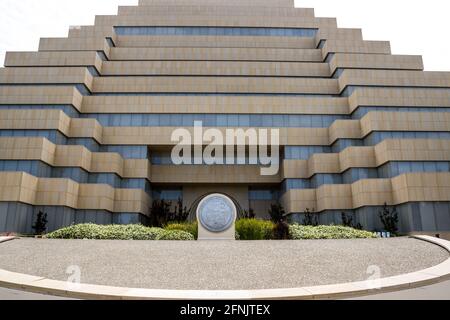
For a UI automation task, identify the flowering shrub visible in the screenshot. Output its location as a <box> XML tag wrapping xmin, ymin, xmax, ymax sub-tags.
<box><xmin>236</xmin><ymin>219</ymin><xmax>275</xmax><ymax>240</ymax></box>
<box><xmin>165</xmin><ymin>222</ymin><xmax>198</xmax><ymax>239</ymax></box>
<box><xmin>47</xmin><ymin>224</ymin><xmax>181</xmax><ymax>240</ymax></box>
<box><xmin>289</xmin><ymin>224</ymin><xmax>376</xmax><ymax>240</ymax></box>
<box><xmin>156</xmin><ymin>230</ymin><xmax>195</xmax><ymax>241</ymax></box>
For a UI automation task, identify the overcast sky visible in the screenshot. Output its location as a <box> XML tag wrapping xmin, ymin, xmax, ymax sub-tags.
<box><xmin>0</xmin><ymin>0</ymin><xmax>449</xmax><ymax>71</ymax></box>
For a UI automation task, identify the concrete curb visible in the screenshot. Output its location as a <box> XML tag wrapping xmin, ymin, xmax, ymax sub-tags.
<box><xmin>0</xmin><ymin>237</ymin><xmax>17</xmax><ymax>244</ymax></box>
<box><xmin>0</xmin><ymin>235</ymin><xmax>449</xmax><ymax>300</ymax></box>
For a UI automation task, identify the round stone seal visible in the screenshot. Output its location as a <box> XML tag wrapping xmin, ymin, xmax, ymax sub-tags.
<box><xmin>197</xmin><ymin>194</ymin><xmax>237</xmax><ymax>233</ymax></box>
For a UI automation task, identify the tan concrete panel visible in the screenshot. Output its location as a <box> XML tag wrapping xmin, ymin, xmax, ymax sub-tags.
<box><xmin>7</xmin><ymin>137</ymin><xmax>449</xmax><ymax>182</ymax></box>
<box><xmin>280</xmin><ymin>189</ymin><xmax>316</xmax><ymax>213</ymax></box>
<box><xmin>101</xmin><ymin>61</ymin><xmax>330</xmax><ymax>77</ymax></box>
<box><xmin>69</xmin><ymin>118</ymin><xmax>103</xmax><ymax>142</ymax></box>
<box><xmin>109</xmin><ymin>47</ymin><xmax>323</xmax><ymax>62</ymax></box>
<box><xmin>54</xmin><ymin>145</ymin><xmax>92</xmax><ymax>170</ymax></box>
<box><xmin>138</xmin><ymin>0</ymin><xmax>296</xmax><ymax>8</ymax></box>
<box><xmin>90</xmin><ymin>153</ymin><xmax>125</xmax><ymax>176</ymax></box>
<box><xmin>360</xmin><ymin>112</ymin><xmax>450</xmax><ymax>137</ymax></box>
<box><xmin>4</xmin><ymin>51</ymin><xmax>102</xmax><ymax>71</ymax></box>
<box><xmin>307</xmin><ymin>153</ymin><xmax>340</xmax><ymax>176</ymax></box>
<box><xmin>0</xmin><ymin>109</ymin><xmax>71</xmax><ymax>135</ymax></box>
<box><xmin>329</xmin><ymin>53</ymin><xmax>424</xmax><ymax>73</ymax></box>
<box><xmin>39</xmin><ymin>38</ymin><xmax>111</xmax><ymax>56</ymax></box>
<box><xmin>316</xmin><ymin>184</ymin><xmax>353</xmax><ymax>211</ymax></box>
<box><xmin>348</xmin><ymin>87</ymin><xmax>450</xmax><ymax>112</ymax></box>
<box><xmin>328</xmin><ymin>119</ymin><xmax>361</xmax><ymax>143</ymax></box>
<box><xmin>0</xmin><ymin>85</ymin><xmax>74</xmax><ymax>106</ymax></box>
<box><xmin>94</xmin><ymin>15</ymin><xmax>334</xmax><ymax>29</ymax></box>
<box><xmin>0</xmin><ymin>86</ymin><xmax>83</xmax><ymax>111</ymax></box>
<box><xmin>315</xmin><ymin>28</ymin><xmax>363</xmax><ymax>45</ymax></box>
<box><xmin>339</xmin><ymin>69</ymin><xmax>450</xmax><ymax>91</ymax></box>
<box><xmin>81</xmin><ymin>95</ymin><xmax>348</xmax><ymax>115</ymax></box>
<box><xmin>282</xmin><ymin>172</ymin><xmax>450</xmax><ymax>213</ymax></box>
<box><xmin>0</xmin><ymin>172</ymin><xmax>151</xmax><ymax>214</ymax></box>
<box><xmin>0</xmin><ymin>67</ymin><xmax>93</xmax><ymax>90</ymax></box>
<box><xmin>322</xmin><ymin>40</ymin><xmax>391</xmax><ymax>56</ymax></box>
<box><xmin>68</xmin><ymin>25</ymin><xmax>115</xmax><ymax>39</ymax></box>
<box><xmin>35</xmin><ymin>179</ymin><xmax>77</xmax><ymax>208</ymax></box>
<box><xmin>0</xmin><ymin>137</ymin><xmax>153</xmax><ymax>179</ymax></box>
<box><xmin>282</xmin><ymin>139</ymin><xmax>450</xmax><ymax>178</ymax></box>
<box><xmin>151</xmin><ymin>165</ymin><xmax>280</xmax><ymax>184</ymax></box>
<box><xmin>118</xmin><ymin>5</ymin><xmax>314</xmax><ymax>18</ymax></box>
<box><xmin>77</xmin><ymin>184</ymin><xmax>115</xmax><ymax>212</ymax></box>
<box><xmin>2</xmin><ymin>110</ymin><xmax>450</xmax><ymax>147</ymax></box>
<box><xmin>116</xmin><ymin>35</ymin><xmax>316</xmax><ymax>49</ymax></box>
<box><xmin>0</xmin><ymin>137</ymin><xmax>54</xmax><ymax>164</ymax></box>
<box><xmin>92</xmin><ymin>76</ymin><xmax>339</xmax><ymax>94</ymax></box>
<box><xmin>0</xmin><ymin>172</ymin><xmax>38</xmax><ymax>203</ymax></box>
<box><xmin>281</xmin><ymin>160</ymin><xmax>308</xmax><ymax>179</ymax></box>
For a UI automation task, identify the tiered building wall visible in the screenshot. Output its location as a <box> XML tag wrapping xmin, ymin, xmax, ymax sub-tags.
<box><xmin>1</xmin><ymin>0</ymin><xmax>450</xmax><ymax>234</ymax></box>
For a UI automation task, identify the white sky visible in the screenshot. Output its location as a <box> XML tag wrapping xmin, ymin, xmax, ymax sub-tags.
<box><xmin>0</xmin><ymin>0</ymin><xmax>449</xmax><ymax>71</ymax></box>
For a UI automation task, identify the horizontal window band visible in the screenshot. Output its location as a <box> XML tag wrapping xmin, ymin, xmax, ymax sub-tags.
<box><xmin>114</xmin><ymin>26</ymin><xmax>318</xmax><ymax>37</ymax></box>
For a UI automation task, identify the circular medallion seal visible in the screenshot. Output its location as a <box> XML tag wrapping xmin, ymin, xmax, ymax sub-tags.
<box><xmin>197</xmin><ymin>194</ymin><xmax>237</xmax><ymax>233</ymax></box>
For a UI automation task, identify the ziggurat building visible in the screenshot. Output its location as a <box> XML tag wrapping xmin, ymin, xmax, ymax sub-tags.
<box><xmin>1</xmin><ymin>0</ymin><xmax>450</xmax><ymax>234</ymax></box>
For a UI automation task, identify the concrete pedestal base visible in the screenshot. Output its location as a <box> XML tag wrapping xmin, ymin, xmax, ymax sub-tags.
<box><xmin>197</xmin><ymin>222</ymin><xmax>236</xmax><ymax>241</ymax></box>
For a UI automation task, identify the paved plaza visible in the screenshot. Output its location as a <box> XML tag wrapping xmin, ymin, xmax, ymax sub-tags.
<box><xmin>0</xmin><ymin>237</ymin><xmax>447</xmax><ymax>291</ymax></box>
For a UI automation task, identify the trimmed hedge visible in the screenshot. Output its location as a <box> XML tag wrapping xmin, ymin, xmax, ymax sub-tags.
<box><xmin>157</xmin><ymin>230</ymin><xmax>195</xmax><ymax>241</ymax></box>
<box><xmin>165</xmin><ymin>222</ymin><xmax>198</xmax><ymax>239</ymax></box>
<box><xmin>45</xmin><ymin>223</ymin><xmax>376</xmax><ymax>241</ymax></box>
<box><xmin>46</xmin><ymin>224</ymin><xmax>193</xmax><ymax>241</ymax></box>
<box><xmin>289</xmin><ymin>224</ymin><xmax>376</xmax><ymax>240</ymax></box>
<box><xmin>236</xmin><ymin>219</ymin><xmax>275</xmax><ymax>240</ymax></box>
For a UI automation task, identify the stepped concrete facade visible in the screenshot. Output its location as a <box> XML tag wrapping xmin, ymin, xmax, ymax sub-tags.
<box><xmin>1</xmin><ymin>0</ymin><xmax>450</xmax><ymax>234</ymax></box>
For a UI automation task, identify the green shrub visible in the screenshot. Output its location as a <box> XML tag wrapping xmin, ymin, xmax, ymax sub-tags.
<box><xmin>165</xmin><ymin>222</ymin><xmax>198</xmax><ymax>239</ymax></box>
<box><xmin>46</xmin><ymin>224</ymin><xmax>167</xmax><ymax>240</ymax></box>
<box><xmin>289</xmin><ymin>224</ymin><xmax>376</xmax><ymax>240</ymax></box>
<box><xmin>157</xmin><ymin>230</ymin><xmax>195</xmax><ymax>241</ymax></box>
<box><xmin>236</xmin><ymin>219</ymin><xmax>275</xmax><ymax>240</ymax></box>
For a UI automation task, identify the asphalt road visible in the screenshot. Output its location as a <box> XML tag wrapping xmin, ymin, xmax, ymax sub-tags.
<box><xmin>1</xmin><ymin>280</ymin><xmax>449</xmax><ymax>300</ymax></box>
<box><xmin>0</xmin><ymin>287</ymin><xmax>74</xmax><ymax>300</ymax></box>
<box><xmin>349</xmin><ymin>280</ymin><xmax>450</xmax><ymax>300</ymax></box>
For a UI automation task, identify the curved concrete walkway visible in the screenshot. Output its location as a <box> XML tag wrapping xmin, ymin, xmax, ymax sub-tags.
<box><xmin>0</xmin><ymin>236</ymin><xmax>449</xmax><ymax>299</ymax></box>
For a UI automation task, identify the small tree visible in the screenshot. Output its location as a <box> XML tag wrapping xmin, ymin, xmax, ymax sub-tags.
<box><xmin>268</xmin><ymin>203</ymin><xmax>290</xmax><ymax>239</ymax></box>
<box><xmin>341</xmin><ymin>212</ymin><xmax>363</xmax><ymax>230</ymax></box>
<box><xmin>243</xmin><ymin>208</ymin><xmax>256</xmax><ymax>219</ymax></box>
<box><xmin>269</xmin><ymin>203</ymin><xmax>285</xmax><ymax>223</ymax></box>
<box><xmin>378</xmin><ymin>203</ymin><xmax>399</xmax><ymax>234</ymax></box>
<box><xmin>169</xmin><ymin>198</ymin><xmax>189</xmax><ymax>223</ymax></box>
<box><xmin>32</xmin><ymin>211</ymin><xmax>48</xmax><ymax>235</ymax></box>
<box><xmin>149</xmin><ymin>199</ymin><xmax>172</xmax><ymax>227</ymax></box>
<box><xmin>302</xmin><ymin>208</ymin><xmax>319</xmax><ymax>226</ymax></box>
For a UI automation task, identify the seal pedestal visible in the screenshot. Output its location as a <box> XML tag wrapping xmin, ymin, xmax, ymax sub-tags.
<box><xmin>196</xmin><ymin>194</ymin><xmax>237</xmax><ymax>240</ymax></box>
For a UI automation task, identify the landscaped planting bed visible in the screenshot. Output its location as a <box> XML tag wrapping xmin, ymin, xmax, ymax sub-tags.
<box><xmin>46</xmin><ymin>224</ymin><xmax>194</xmax><ymax>241</ymax></box>
<box><xmin>289</xmin><ymin>224</ymin><xmax>377</xmax><ymax>240</ymax></box>
<box><xmin>45</xmin><ymin>222</ymin><xmax>376</xmax><ymax>241</ymax></box>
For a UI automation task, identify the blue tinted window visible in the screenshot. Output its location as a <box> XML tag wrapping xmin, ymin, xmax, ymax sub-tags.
<box><xmin>81</xmin><ymin>113</ymin><xmax>346</xmax><ymax>128</ymax></box>
<box><xmin>249</xmin><ymin>189</ymin><xmax>278</xmax><ymax>200</ymax></box>
<box><xmin>115</xmin><ymin>27</ymin><xmax>317</xmax><ymax>37</ymax></box>
<box><xmin>152</xmin><ymin>188</ymin><xmax>183</xmax><ymax>200</ymax></box>
<box><xmin>285</xmin><ymin>146</ymin><xmax>331</xmax><ymax>160</ymax></box>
